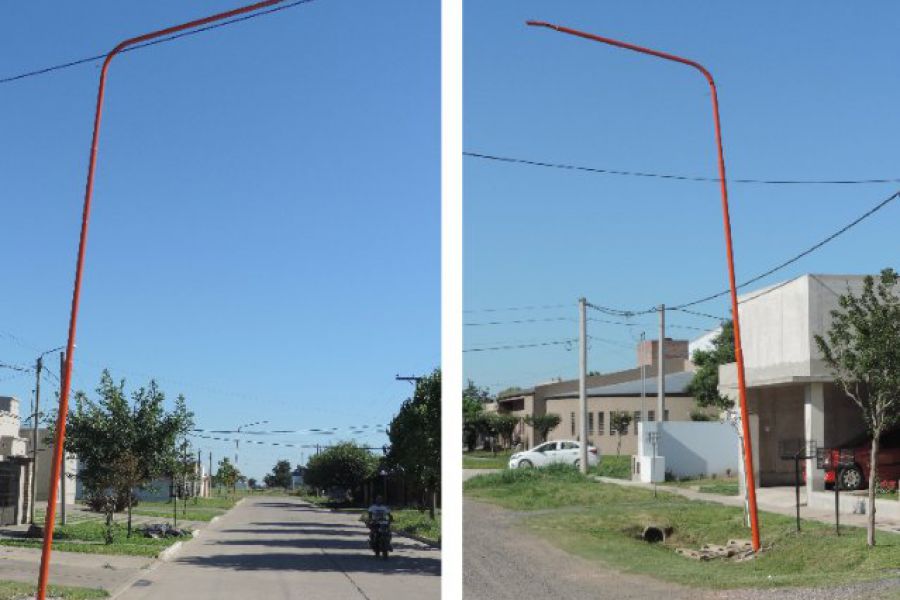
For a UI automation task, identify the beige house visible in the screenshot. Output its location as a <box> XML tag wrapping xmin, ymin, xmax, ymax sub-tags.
<box><xmin>492</xmin><ymin>337</ymin><xmax>708</xmax><ymax>452</ymax></box>
<box><xmin>544</xmin><ymin>371</ymin><xmax>701</xmax><ymax>457</ymax></box>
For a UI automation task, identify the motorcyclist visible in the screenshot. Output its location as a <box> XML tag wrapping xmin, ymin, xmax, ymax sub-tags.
<box><xmin>363</xmin><ymin>495</ymin><xmax>394</xmax><ymax>551</ymax></box>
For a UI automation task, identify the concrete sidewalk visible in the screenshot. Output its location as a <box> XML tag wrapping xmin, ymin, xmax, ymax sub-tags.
<box><xmin>598</xmin><ymin>476</ymin><xmax>900</xmax><ymax>535</ymax></box>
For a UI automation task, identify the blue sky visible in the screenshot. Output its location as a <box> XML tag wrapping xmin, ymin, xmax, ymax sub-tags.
<box><xmin>1</xmin><ymin>0</ymin><xmax>439</xmax><ymax>480</ymax></box>
<box><xmin>464</xmin><ymin>1</ymin><xmax>900</xmax><ymax>393</ymax></box>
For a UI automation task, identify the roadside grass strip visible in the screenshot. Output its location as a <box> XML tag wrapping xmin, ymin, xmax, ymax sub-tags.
<box><xmin>662</xmin><ymin>477</ymin><xmax>741</xmax><ymax>496</ymax></box>
<box><xmin>392</xmin><ymin>509</ymin><xmax>441</xmax><ymax>544</ymax></box>
<box><xmin>465</xmin><ymin>465</ymin><xmax>900</xmax><ymax>589</ymax></box>
<box><xmin>463</xmin><ymin>450</ymin><xmax>513</xmax><ymax>469</ymax></box>
<box><xmin>591</xmin><ymin>455</ymin><xmax>631</xmax><ymax>479</ymax></box>
<box><xmin>0</xmin><ymin>521</ymin><xmax>189</xmax><ymax>558</ymax></box>
<box><xmin>0</xmin><ymin>580</ymin><xmax>107</xmax><ymax>600</ymax></box>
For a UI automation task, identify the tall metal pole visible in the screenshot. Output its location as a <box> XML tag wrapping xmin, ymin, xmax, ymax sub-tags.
<box><xmin>37</xmin><ymin>3</ymin><xmax>289</xmax><ymax>597</ymax></box>
<box><xmin>658</xmin><ymin>304</ymin><xmax>666</xmax><ymax>422</ymax></box>
<box><xmin>578</xmin><ymin>297</ymin><xmax>588</xmax><ymax>474</ymax></box>
<box><xmin>29</xmin><ymin>356</ymin><xmax>42</xmax><ymax>526</ymax></box>
<box><xmin>59</xmin><ymin>351</ymin><xmax>66</xmax><ymax>527</ymax></box>
<box><xmin>524</xmin><ymin>21</ymin><xmax>762</xmax><ymax>552</ymax></box>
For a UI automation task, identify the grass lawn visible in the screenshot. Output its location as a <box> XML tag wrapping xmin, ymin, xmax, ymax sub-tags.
<box><xmin>0</xmin><ymin>520</ymin><xmax>189</xmax><ymax>558</ymax></box>
<box><xmin>463</xmin><ymin>450</ymin><xmax>513</xmax><ymax>469</ymax></box>
<box><xmin>0</xmin><ymin>580</ymin><xmax>107</xmax><ymax>600</ymax></box>
<box><xmin>130</xmin><ymin>495</ymin><xmax>240</xmax><ymax>522</ymax></box>
<box><xmin>393</xmin><ymin>509</ymin><xmax>441</xmax><ymax>544</ymax></box>
<box><xmin>465</xmin><ymin>465</ymin><xmax>900</xmax><ymax>590</ymax></box>
<box><xmin>592</xmin><ymin>455</ymin><xmax>631</xmax><ymax>479</ymax></box>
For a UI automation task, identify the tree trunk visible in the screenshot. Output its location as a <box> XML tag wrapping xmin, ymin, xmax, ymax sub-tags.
<box><xmin>127</xmin><ymin>499</ymin><xmax>133</xmax><ymax>538</ymax></box>
<box><xmin>867</xmin><ymin>434</ymin><xmax>880</xmax><ymax>547</ymax></box>
<box><xmin>105</xmin><ymin>510</ymin><xmax>114</xmax><ymax>545</ymax></box>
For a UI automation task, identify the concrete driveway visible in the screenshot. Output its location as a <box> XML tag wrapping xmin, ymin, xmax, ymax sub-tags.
<box><xmin>116</xmin><ymin>496</ymin><xmax>439</xmax><ymax>599</ymax></box>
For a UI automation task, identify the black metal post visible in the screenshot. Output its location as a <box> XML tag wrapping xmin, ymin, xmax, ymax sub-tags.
<box><xmin>794</xmin><ymin>452</ymin><xmax>801</xmax><ymax>532</ymax></box>
<box><xmin>835</xmin><ymin>466</ymin><xmax>842</xmax><ymax>536</ymax></box>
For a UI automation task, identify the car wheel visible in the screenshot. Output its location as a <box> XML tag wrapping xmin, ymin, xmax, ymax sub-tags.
<box><xmin>518</xmin><ymin>459</ymin><xmax>533</xmax><ymax>469</ymax></box>
<box><xmin>838</xmin><ymin>465</ymin><xmax>864</xmax><ymax>491</ymax></box>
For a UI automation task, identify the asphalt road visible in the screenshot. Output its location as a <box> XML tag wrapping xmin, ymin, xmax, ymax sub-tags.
<box><xmin>116</xmin><ymin>496</ymin><xmax>440</xmax><ymax>600</ymax></box>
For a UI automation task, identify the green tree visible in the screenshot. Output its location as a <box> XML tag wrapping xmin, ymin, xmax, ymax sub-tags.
<box><xmin>814</xmin><ymin>268</ymin><xmax>900</xmax><ymax>547</ymax></box>
<box><xmin>610</xmin><ymin>411</ymin><xmax>633</xmax><ymax>455</ymax></box>
<box><xmin>247</xmin><ymin>478</ymin><xmax>257</xmax><ymax>490</ymax></box>
<box><xmin>304</xmin><ymin>442</ymin><xmax>377</xmax><ymax>500</ymax></box>
<box><xmin>463</xmin><ymin>380</ymin><xmax>489</xmax><ymax>452</ymax></box>
<box><xmin>263</xmin><ymin>459</ymin><xmax>293</xmax><ymax>490</ymax></box>
<box><xmin>492</xmin><ymin>414</ymin><xmax>519</xmax><ymax>449</ymax></box>
<box><xmin>215</xmin><ymin>457</ymin><xmax>242</xmax><ymax>496</ymax></box>
<box><xmin>388</xmin><ymin>369</ymin><xmax>441</xmax><ymax>518</ymax></box>
<box><xmin>524</xmin><ymin>413</ymin><xmax>561</xmax><ymax>445</ymax></box>
<box><xmin>62</xmin><ymin>371</ymin><xmax>193</xmax><ymax>539</ymax></box>
<box><xmin>687</xmin><ymin>320</ymin><xmax>736</xmax><ymax>410</ymax></box>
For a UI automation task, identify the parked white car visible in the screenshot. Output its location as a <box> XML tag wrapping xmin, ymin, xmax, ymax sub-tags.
<box><xmin>508</xmin><ymin>440</ymin><xmax>599</xmax><ymax>469</ymax></box>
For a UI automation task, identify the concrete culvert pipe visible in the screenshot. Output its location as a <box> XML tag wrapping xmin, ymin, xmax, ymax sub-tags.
<box><xmin>642</xmin><ymin>525</ymin><xmax>672</xmax><ymax>543</ymax></box>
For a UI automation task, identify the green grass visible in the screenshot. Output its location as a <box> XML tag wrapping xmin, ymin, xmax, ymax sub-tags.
<box><xmin>465</xmin><ymin>465</ymin><xmax>900</xmax><ymax>590</ymax></box>
<box><xmin>463</xmin><ymin>449</ymin><xmax>513</xmax><ymax>469</ymax></box>
<box><xmin>393</xmin><ymin>509</ymin><xmax>441</xmax><ymax>544</ymax></box>
<box><xmin>662</xmin><ymin>477</ymin><xmax>741</xmax><ymax>496</ymax></box>
<box><xmin>0</xmin><ymin>580</ymin><xmax>107</xmax><ymax>600</ymax></box>
<box><xmin>592</xmin><ymin>455</ymin><xmax>631</xmax><ymax>479</ymax></box>
<box><xmin>0</xmin><ymin>520</ymin><xmax>189</xmax><ymax>558</ymax></box>
<box><xmin>130</xmin><ymin>496</ymin><xmax>238</xmax><ymax>522</ymax></box>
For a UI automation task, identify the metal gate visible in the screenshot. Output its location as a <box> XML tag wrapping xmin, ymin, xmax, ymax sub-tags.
<box><xmin>0</xmin><ymin>462</ymin><xmax>21</xmax><ymax>526</ymax></box>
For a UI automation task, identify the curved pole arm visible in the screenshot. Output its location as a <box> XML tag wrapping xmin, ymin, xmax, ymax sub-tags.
<box><xmin>526</xmin><ymin>20</ymin><xmax>760</xmax><ymax>552</ymax></box>
<box><xmin>37</xmin><ymin>2</ymin><xmax>286</xmax><ymax>598</ymax></box>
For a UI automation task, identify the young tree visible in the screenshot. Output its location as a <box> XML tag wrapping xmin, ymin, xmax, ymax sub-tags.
<box><xmin>304</xmin><ymin>443</ymin><xmax>377</xmax><ymax>500</ymax></box>
<box><xmin>247</xmin><ymin>478</ymin><xmax>258</xmax><ymax>490</ymax></box>
<box><xmin>686</xmin><ymin>320</ymin><xmax>736</xmax><ymax>411</ymax></box>
<box><xmin>63</xmin><ymin>371</ymin><xmax>193</xmax><ymax>539</ymax></box>
<box><xmin>524</xmin><ymin>413</ymin><xmax>561</xmax><ymax>445</ymax></box>
<box><xmin>388</xmin><ymin>369</ymin><xmax>441</xmax><ymax>518</ymax></box>
<box><xmin>463</xmin><ymin>381</ymin><xmax>489</xmax><ymax>452</ymax></box>
<box><xmin>610</xmin><ymin>411</ymin><xmax>633</xmax><ymax>455</ymax></box>
<box><xmin>215</xmin><ymin>457</ymin><xmax>242</xmax><ymax>497</ymax></box>
<box><xmin>263</xmin><ymin>459</ymin><xmax>293</xmax><ymax>490</ymax></box>
<box><xmin>815</xmin><ymin>268</ymin><xmax>900</xmax><ymax>547</ymax></box>
<box><xmin>492</xmin><ymin>414</ymin><xmax>519</xmax><ymax>449</ymax></box>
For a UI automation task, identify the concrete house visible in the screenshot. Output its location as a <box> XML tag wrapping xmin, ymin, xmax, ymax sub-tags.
<box><xmin>718</xmin><ymin>274</ymin><xmax>873</xmax><ymax>499</ymax></box>
<box><xmin>19</xmin><ymin>428</ymin><xmax>78</xmax><ymax>506</ymax></box>
<box><xmin>1</xmin><ymin>397</ymin><xmax>32</xmax><ymax>525</ymax></box>
<box><xmin>491</xmin><ymin>337</ymin><xmax>709</xmax><ymax>451</ymax></box>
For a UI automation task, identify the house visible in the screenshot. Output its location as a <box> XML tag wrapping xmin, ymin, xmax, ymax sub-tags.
<box><xmin>492</xmin><ymin>337</ymin><xmax>710</xmax><ymax>453</ymax></box>
<box><xmin>291</xmin><ymin>466</ymin><xmax>306</xmax><ymax>490</ymax></box>
<box><xmin>134</xmin><ymin>461</ymin><xmax>210</xmax><ymax>502</ymax></box>
<box><xmin>18</xmin><ymin>428</ymin><xmax>78</xmax><ymax>506</ymax></box>
<box><xmin>717</xmin><ymin>274</ymin><xmax>873</xmax><ymax>499</ymax></box>
<box><xmin>1</xmin><ymin>397</ymin><xmax>33</xmax><ymax>525</ymax></box>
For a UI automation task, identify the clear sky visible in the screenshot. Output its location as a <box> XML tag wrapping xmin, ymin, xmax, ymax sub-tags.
<box><xmin>464</xmin><ymin>1</ymin><xmax>900</xmax><ymax>393</ymax></box>
<box><xmin>1</xmin><ymin>0</ymin><xmax>439</xmax><ymax>480</ymax></box>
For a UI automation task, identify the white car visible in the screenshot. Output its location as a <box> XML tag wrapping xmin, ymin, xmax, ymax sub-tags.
<box><xmin>508</xmin><ymin>440</ymin><xmax>600</xmax><ymax>470</ymax></box>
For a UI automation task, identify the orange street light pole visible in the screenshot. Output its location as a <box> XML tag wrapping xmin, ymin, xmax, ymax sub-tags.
<box><xmin>526</xmin><ymin>20</ymin><xmax>761</xmax><ymax>552</ymax></box>
<box><xmin>37</xmin><ymin>2</ymin><xmax>287</xmax><ymax>597</ymax></box>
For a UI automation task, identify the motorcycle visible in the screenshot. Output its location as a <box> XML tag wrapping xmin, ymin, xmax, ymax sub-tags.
<box><xmin>368</xmin><ymin>518</ymin><xmax>392</xmax><ymax>559</ymax></box>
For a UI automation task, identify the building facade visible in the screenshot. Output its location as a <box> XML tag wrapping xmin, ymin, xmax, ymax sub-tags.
<box><xmin>1</xmin><ymin>397</ymin><xmax>32</xmax><ymax>525</ymax></box>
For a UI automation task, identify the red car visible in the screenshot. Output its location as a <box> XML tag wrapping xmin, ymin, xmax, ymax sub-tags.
<box><xmin>819</xmin><ymin>429</ymin><xmax>900</xmax><ymax>490</ymax></box>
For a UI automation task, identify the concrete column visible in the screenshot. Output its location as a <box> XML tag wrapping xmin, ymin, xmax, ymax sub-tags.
<box><xmin>805</xmin><ymin>382</ymin><xmax>826</xmax><ymax>494</ymax></box>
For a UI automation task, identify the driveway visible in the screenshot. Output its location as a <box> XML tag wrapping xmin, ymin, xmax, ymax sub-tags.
<box><xmin>116</xmin><ymin>496</ymin><xmax>440</xmax><ymax>599</ymax></box>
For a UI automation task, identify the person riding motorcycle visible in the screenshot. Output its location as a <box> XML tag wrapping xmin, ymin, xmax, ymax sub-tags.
<box><xmin>363</xmin><ymin>495</ymin><xmax>394</xmax><ymax>552</ymax></box>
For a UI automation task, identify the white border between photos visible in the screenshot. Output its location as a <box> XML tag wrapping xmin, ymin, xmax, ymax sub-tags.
<box><xmin>441</xmin><ymin>0</ymin><xmax>462</xmax><ymax>597</ymax></box>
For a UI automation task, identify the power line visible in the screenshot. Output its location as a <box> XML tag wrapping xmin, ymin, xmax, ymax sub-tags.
<box><xmin>464</xmin><ymin>316</ymin><xmax>573</xmax><ymax>327</ymax></box>
<box><xmin>670</xmin><ymin>190</ymin><xmax>900</xmax><ymax>309</ymax></box>
<box><xmin>463</xmin><ymin>303</ymin><xmax>571</xmax><ymax>314</ymax></box>
<box><xmin>463</xmin><ymin>338</ymin><xmax>578</xmax><ymax>353</ymax></box>
<box><xmin>0</xmin><ymin>0</ymin><xmax>317</xmax><ymax>86</ymax></box>
<box><xmin>464</xmin><ymin>151</ymin><xmax>900</xmax><ymax>186</ymax></box>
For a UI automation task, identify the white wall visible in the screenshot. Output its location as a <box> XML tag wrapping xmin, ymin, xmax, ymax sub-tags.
<box><xmin>637</xmin><ymin>421</ymin><xmax>740</xmax><ymax>481</ymax></box>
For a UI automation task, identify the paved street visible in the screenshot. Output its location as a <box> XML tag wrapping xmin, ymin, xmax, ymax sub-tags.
<box><xmin>116</xmin><ymin>496</ymin><xmax>440</xmax><ymax>599</ymax></box>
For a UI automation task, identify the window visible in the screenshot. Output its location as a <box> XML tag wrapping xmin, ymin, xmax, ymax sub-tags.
<box><xmin>535</xmin><ymin>442</ymin><xmax>556</xmax><ymax>453</ymax></box>
<box><xmin>664</xmin><ymin>409</ymin><xmax>670</xmax><ymax>422</ymax></box>
<box><xmin>648</xmin><ymin>410</ymin><xmax>655</xmax><ymax>422</ymax></box>
<box><xmin>633</xmin><ymin>411</ymin><xmax>641</xmax><ymax>435</ymax></box>
<box><xmin>588</xmin><ymin>412</ymin><xmax>594</xmax><ymax>435</ymax></box>
<box><xmin>597</xmin><ymin>412</ymin><xmax>605</xmax><ymax>435</ymax></box>
<box><xmin>609</xmin><ymin>413</ymin><xmax>615</xmax><ymax>435</ymax></box>
<box><xmin>570</xmin><ymin>412</ymin><xmax>576</xmax><ymax>436</ymax></box>
<box><xmin>561</xmin><ymin>441</ymin><xmax>578</xmax><ymax>450</ymax></box>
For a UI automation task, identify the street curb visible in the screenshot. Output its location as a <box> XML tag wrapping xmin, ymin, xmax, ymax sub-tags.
<box><xmin>394</xmin><ymin>530</ymin><xmax>440</xmax><ymax>549</ymax></box>
<box><xmin>157</xmin><ymin>540</ymin><xmax>183</xmax><ymax>562</ymax></box>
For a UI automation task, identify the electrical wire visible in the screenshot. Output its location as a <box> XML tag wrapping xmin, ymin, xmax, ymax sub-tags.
<box><xmin>463</xmin><ymin>338</ymin><xmax>578</xmax><ymax>353</ymax></box>
<box><xmin>464</xmin><ymin>151</ymin><xmax>900</xmax><ymax>186</ymax></box>
<box><xmin>0</xmin><ymin>0</ymin><xmax>317</xmax><ymax>85</ymax></box>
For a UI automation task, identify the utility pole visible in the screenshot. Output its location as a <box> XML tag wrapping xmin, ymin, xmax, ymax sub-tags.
<box><xmin>657</xmin><ymin>304</ymin><xmax>666</xmax><ymax>423</ymax></box>
<box><xmin>578</xmin><ymin>297</ymin><xmax>588</xmax><ymax>474</ymax></box>
<box><xmin>209</xmin><ymin>451</ymin><xmax>214</xmax><ymax>496</ymax></box>
<box><xmin>640</xmin><ymin>331</ymin><xmax>646</xmax><ymax>423</ymax></box>
<box><xmin>30</xmin><ymin>356</ymin><xmax>43</xmax><ymax>525</ymax></box>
